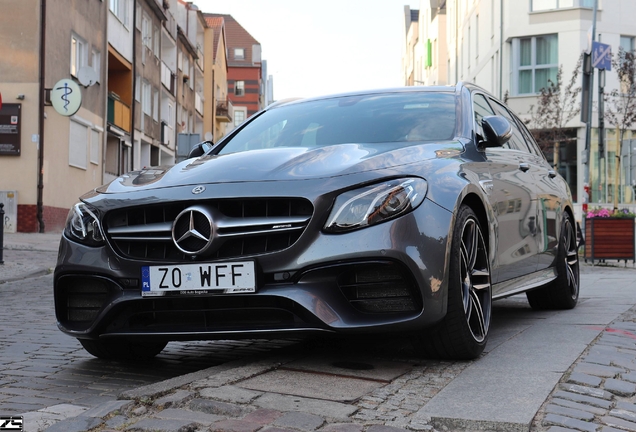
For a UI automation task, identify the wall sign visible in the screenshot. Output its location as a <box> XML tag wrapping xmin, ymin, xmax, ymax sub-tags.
<box><xmin>0</xmin><ymin>103</ymin><xmax>21</xmax><ymax>156</ymax></box>
<box><xmin>51</xmin><ymin>79</ymin><xmax>82</xmax><ymax>116</ymax></box>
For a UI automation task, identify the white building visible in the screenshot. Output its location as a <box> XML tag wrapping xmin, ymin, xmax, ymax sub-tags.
<box><xmin>404</xmin><ymin>0</ymin><xmax>636</xmax><ymax>215</ymax></box>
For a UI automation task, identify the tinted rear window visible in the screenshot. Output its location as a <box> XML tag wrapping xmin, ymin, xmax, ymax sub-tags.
<box><xmin>218</xmin><ymin>92</ymin><xmax>457</xmax><ymax>154</ymax></box>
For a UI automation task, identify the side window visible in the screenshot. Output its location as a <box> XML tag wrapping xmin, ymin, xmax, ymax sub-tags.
<box><xmin>488</xmin><ymin>99</ymin><xmax>530</xmax><ymax>152</ymax></box>
<box><xmin>472</xmin><ymin>93</ymin><xmax>495</xmax><ymax>139</ymax></box>
<box><xmin>517</xmin><ymin>117</ymin><xmax>546</xmax><ymax>160</ymax></box>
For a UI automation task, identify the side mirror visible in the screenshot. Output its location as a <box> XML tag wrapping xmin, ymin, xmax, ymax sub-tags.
<box><xmin>188</xmin><ymin>141</ymin><xmax>214</xmax><ymax>159</ymax></box>
<box><xmin>481</xmin><ymin>116</ymin><xmax>512</xmax><ymax>147</ymax></box>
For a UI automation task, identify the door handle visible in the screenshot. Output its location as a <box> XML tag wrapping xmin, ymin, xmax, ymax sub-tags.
<box><xmin>519</xmin><ymin>162</ymin><xmax>530</xmax><ymax>172</ymax></box>
<box><xmin>548</xmin><ymin>170</ymin><xmax>557</xmax><ymax>178</ymax></box>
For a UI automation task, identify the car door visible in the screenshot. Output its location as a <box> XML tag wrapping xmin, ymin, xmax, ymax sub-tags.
<box><xmin>472</xmin><ymin>93</ymin><xmax>538</xmax><ymax>286</ymax></box>
<box><xmin>515</xmin><ymin>118</ymin><xmax>563</xmax><ymax>271</ymax></box>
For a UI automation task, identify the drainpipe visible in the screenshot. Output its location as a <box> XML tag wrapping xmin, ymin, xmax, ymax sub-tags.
<box><xmin>455</xmin><ymin>1</ymin><xmax>458</xmax><ymax>83</ymax></box>
<box><xmin>499</xmin><ymin>0</ymin><xmax>503</xmax><ymax>99</ymax></box>
<box><xmin>130</xmin><ymin>0</ymin><xmax>137</xmax><ymax>172</ymax></box>
<box><xmin>37</xmin><ymin>0</ymin><xmax>46</xmax><ymax>233</ymax></box>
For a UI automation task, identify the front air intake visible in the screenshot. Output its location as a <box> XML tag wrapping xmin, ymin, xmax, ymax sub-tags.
<box><xmin>56</xmin><ymin>276</ymin><xmax>114</xmax><ymax>329</ymax></box>
<box><xmin>338</xmin><ymin>263</ymin><xmax>421</xmax><ymax>313</ymax></box>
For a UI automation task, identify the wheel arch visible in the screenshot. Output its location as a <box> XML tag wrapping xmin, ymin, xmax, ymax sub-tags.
<box><xmin>459</xmin><ymin>192</ymin><xmax>490</xmax><ymax>252</ymax></box>
<box><xmin>563</xmin><ymin>204</ymin><xmax>576</xmax><ymax>231</ymax></box>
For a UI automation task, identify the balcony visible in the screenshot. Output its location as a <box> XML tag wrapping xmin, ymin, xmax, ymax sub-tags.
<box><xmin>195</xmin><ymin>92</ymin><xmax>204</xmax><ymax>115</ymax></box>
<box><xmin>197</xmin><ymin>44</ymin><xmax>204</xmax><ymax>70</ymax></box>
<box><xmin>161</xmin><ymin>61</ymin><xmax>176</xmax><ymax>95</ymax></box>
<box><xmin>107</xmin><ymin>93</ymin><xmax>131</xmax><ymax>132</ymax></box>
<box><xmin>161</xmin><ymin>121</ymin><xmax>174</xmax><ymax>148</ymax></box>
<box><xmin>216</xmin><ymin>99</ymin><xmax>233</xmax><ymax>123</ymax></box>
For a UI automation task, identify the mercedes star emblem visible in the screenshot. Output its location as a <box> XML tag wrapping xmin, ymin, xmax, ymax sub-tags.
<box><xmin>192</xmin><ymin>185</ymin><xmax>206</xmax><ymax>194</ymax></box>
<box><xmin>172</xmin><ymin>206</ymin><xmax>214</xmax><ymax>255</ymax></box>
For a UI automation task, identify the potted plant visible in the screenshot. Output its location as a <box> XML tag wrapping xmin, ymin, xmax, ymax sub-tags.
<box><xmin>584</xmin><ymin>207</ymin><xmax>636</xmax><ymax>263</ymax></box>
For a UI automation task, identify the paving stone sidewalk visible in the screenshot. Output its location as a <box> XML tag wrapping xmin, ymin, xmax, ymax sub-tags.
<box><xmin>0</xmin><ymin>232</ymin><xmax>61</xmax><ymax>283</ymax></box>
<box><xmin>531</xmin><ymin>308</ymin><xmax>636</xmax><ymax>432</ymax></box>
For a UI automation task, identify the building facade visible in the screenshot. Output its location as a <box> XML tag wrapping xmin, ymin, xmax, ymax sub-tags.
<box><xmin>0</xmin><ymin>0</ymin><xmax>108</xmax><ymax>233</ymax></box>
<box><xmin>0</xmin><ymin>0</ymin><xmax>248</xmax><ymax>232</ymax></box>
<box><xmin>404</xmin><ymin>0</ymin><xmax>636</xmax><ymax>217</ymax></box>
<box><xmin>206</xmin><ymin>13</ymin><xmax>263</xmax><ymax>131</ymax></box>
<box><xmin>204</xmin><ymin>15</ymin><xmax>233</xmax><ymax>142</ymax></box>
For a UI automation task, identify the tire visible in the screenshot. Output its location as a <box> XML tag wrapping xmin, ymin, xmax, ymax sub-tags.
<box><xmin>413</xmin><ymin>205</ymin><xmax>492</xmax><ymax>360</ymax></box>
<box><xmin>526</xmin><ymin>213</ymin><xmax>579</xmax><ymax>310</ymax></box>
<box><xmin>79</xmin><ymin>339</ymin><xmax>167</xmax><ymax>361</ymax></box>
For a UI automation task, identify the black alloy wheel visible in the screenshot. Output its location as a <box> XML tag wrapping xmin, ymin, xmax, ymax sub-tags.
<box><xmin>414</xmin><ymin>205</ymin><xmax>492</xmax><ymax>359</ymax></box>
<box><xmin>527</xmin><ymin>213</ymin><xmax>579</xmax><ymax>310</ymax></box>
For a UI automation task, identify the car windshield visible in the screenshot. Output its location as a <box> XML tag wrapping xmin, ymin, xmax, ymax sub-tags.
<box><xmin>218</xmin><ymin>92</ymin><xmax>457</xmax><ymax>155</ymax></box>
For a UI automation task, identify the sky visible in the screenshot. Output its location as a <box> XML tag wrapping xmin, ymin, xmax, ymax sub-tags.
<box><xmin>196</xmin><ymin>0</ymin><xmax>420</xmax><ymax>101</ymax></box>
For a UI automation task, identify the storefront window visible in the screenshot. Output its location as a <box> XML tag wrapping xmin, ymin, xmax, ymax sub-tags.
<box><xmin>589</xmin><ymin>128</ymin><xmax>636</xmax><ymax>205</ymax></box>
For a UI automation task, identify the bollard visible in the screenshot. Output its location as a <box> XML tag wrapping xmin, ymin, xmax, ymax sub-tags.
<box><xmin>0</xmin><ymin>202</ymin><xmax>4</xmax><ymax>264</ymax></box>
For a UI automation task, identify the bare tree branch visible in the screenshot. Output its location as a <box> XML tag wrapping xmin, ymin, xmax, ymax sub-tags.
<box><xmin>527</xmin><ymin>56</ymin><xmax>583</xmax><ymax>155</ymax></box>
<box><xmin>605</xmin><ymin>48</ymin><xmax>636</xmax><ymax>139</ymax></box>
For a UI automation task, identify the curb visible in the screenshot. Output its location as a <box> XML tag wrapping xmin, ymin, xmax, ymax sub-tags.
<box><xmin>0</xmin><ymin>267</ymin><xmax>53</xmax><ymax>285</ymax></box>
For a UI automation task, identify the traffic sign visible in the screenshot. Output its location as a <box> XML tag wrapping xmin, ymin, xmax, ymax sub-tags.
<box><xmin>592</xmin><ymin>41</ymin><xmax>611</xmax><ymax>71</ymax></box>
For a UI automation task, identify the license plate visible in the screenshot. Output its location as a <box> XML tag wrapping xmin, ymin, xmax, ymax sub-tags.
<box><xmin>141</xmin><ymin>261</ymin><xmax>255</xmax><ymax>297</ymax></box>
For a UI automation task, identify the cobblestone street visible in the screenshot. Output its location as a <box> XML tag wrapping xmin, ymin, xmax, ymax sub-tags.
<box><xmin>0</xmin><ymin>269</ymin><xmax>300</xmax><ymax>419</ymax></box>
<box><xmin>3</xmin><ymin>237</ymin><xmax>636</xmax><ymax>431</ymax></box>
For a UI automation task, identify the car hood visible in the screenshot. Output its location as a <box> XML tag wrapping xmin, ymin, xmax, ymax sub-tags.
<box><xmin>96</xmin><ymin>141</ymin><xmax>463</xmax><ymax>194</ymax></box>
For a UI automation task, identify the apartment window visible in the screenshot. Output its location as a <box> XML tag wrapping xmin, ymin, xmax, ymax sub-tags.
<box><xmin>234</xmin><ymin>109</ymin><xmax>246</xmax><ymax>126</ymax></box>
<box><xmin>513</xmin><ymin>34</ymin><xmax>558</xmax><ymax>95</ymax></box>
<box><xmin>135</xmin><ymin>4</ymin><xmax>141</xmax><ymax>29</ymax></box>
<box><xmin>109</xmin><ymin>0</ymin><xmax>128</xmax><ymax>26</ymax></box>
<box><xmin>491</xmin><ymin>1</ymin><xmax>495</xmax><ymax>42</ymax></box>
<box><xmin>531</xmin><ymin>0</ymin><xmax>593</xmax><ymax>11</ymax></box>
<box><xmin>91</xmin><ymin>49</ymin><xmax>101</xmax><ymax>83</ymax></box>
<box><xmin>135</xmin><ymin>75</ymin><xmax>141</xmax><ymax>102</ymax></box>
<box><xmin>70</xmin><ymin>34</ymin><xmax>87</xmax><ymax>77</ymax></box>
<box><xmin>475</xmin><ymin>15</ymin><xmax>479</xmax><ymax>59</ymax></box>
<box><xmin>90</xmin><ymin>129</ymin><xmax>100</xmax><ymax>165</ymax></box>
<box><xmin>154</xmin><ymin>27</ymin><xmax>160</xmax><ymax>56</ymax></box>
<box><xmin>621</xmin><ymin>36</ymin><xmax>635</xmax><ymax>54</ymax></box>
<box><xmin>234</xmin><ymin>48</ymin><xmax>245</xmax><ymax>60</ymax></box>
<box><xmin>467</xmin><ymin>26</ymin><xmax>471</xmax><ymax>70</ymax></box>
<box><xmin>235</xmin><ymin>80</ymin><xmax>245</xmax><ymax>96</ymax></box>
<box><xmin>142</xmin><ymin>14</ymin><xmax>151</xmax><ymax>49</ymax></box>
<box><xmin>69</xmin><ymin>119</ymin><xmax>88</xmax><ymax>170</ymax></box>
<box><xmin>153</xmin><ymin>89</ymin><xmax>159</xmax><ymax>121</ymax></box>
<box><xmin>142</xmin><ymin>80</ymin><xmax>151</xmax><ymax>116</ymax></box>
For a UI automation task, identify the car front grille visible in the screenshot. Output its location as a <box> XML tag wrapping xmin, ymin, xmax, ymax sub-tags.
<box><xmin>104</xmin><ymin>198</ymin><xmax>313</xmax><ymax>261</ymax></box>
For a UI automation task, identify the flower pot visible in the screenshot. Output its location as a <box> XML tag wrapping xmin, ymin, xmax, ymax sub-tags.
<box><xmin>584</xmin><ymin>217</ymin><xmax>635</xmax><ymax>263</ymax></box>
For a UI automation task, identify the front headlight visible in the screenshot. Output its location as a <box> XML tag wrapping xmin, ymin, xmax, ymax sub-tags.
<box><xmin>64</xmin><ymin>202</ymin><xmax>105</xmax><ymax>246</ymax></box>
<box><xmin>324</xmin><ymin>178</ymin><xmax>428</xmax><ymax>233</ymax></box>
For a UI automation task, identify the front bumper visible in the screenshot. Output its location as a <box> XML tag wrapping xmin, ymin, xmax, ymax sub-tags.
<box><xmin>54</xmin><ymin>198</ymin><xmax>453</xmax><ymax>341</ymax></box>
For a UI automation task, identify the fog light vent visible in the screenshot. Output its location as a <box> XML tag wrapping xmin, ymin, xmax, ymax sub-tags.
<box><xmin>64</xmin><ymin>279</ymin><xmax>110</xmax><ymax>323</ymax></box>
<box><xmin>338</xmin><ymin>263</ymin><xmax>420</xmax><ymax>313</ymax></box>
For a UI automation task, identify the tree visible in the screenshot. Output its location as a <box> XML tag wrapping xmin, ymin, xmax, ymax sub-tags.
<box><xmin>526</xmin><ymin>59</ymin><xmax>583</xmax><ymax>164</ymax></box>
<box><xmin>605</xmin><ymin>48</ymin><xmax>636</xmax><ymax>209</ymax></box>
